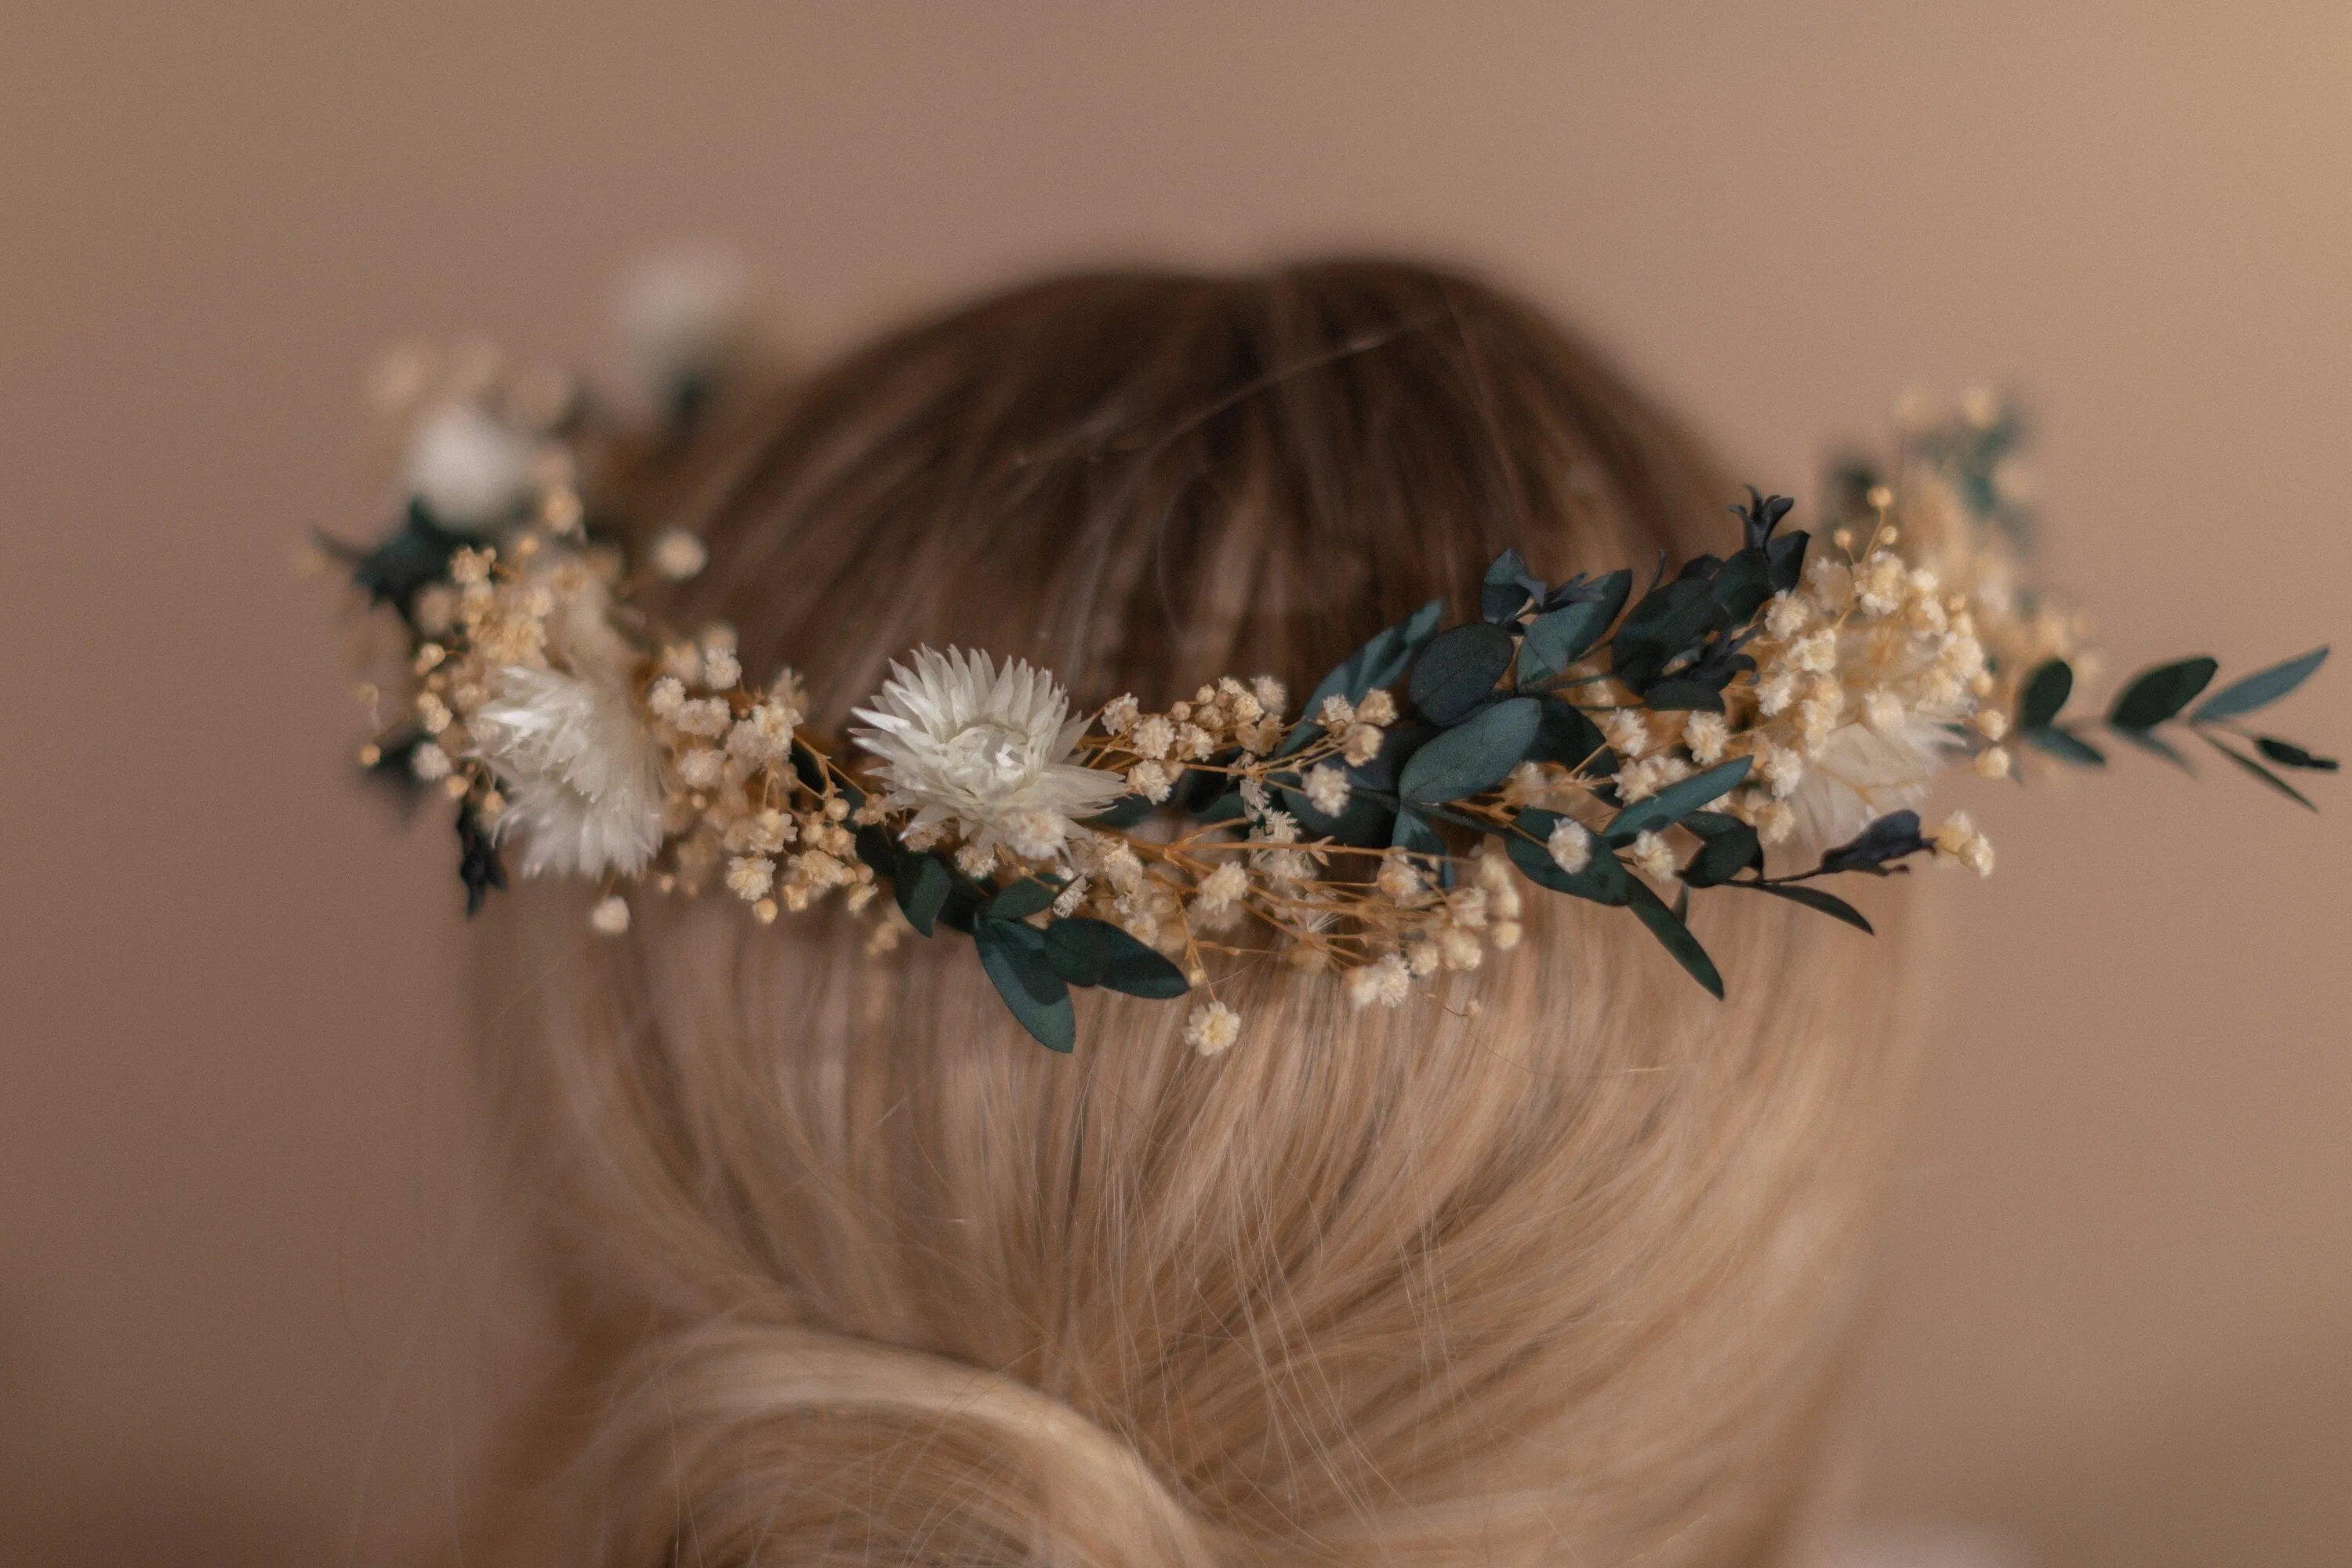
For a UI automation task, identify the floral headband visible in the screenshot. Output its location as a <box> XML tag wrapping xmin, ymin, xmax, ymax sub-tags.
<box><xmin>321</xmin><ymin>307</ymin><xmax>2333</xmax><ymax>1055</ymax></box>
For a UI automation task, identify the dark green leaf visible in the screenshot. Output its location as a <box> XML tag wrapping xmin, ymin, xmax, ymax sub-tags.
<box><xmin>2108</xmin><ymin>725</ymin><xmax>2194</xmax><ymax>772</ymax></box>
<box><xmin>1726</xmin><ymin>880</ymin><xmax>1875</xmax><ymax>934</ymax></box>
<box><xmin>974</xmin><ymin>920</ymin><xmax>1076</xmax><ymax>1051</ymax></box>
<box><xmin>1708</xmin><ymin>548</ymin><xmax>1775</xmax><ymax>627</ymax></box>
<box><xmin>2108</xmin><ymin>656</ymin><xmax>2218</xmax><ymax>730</ymax></box>
<box><xmin>1042</xmin><ymin>917</ymin><xmax>1191</xmax><ymax>998</ymax></box>
<box><xmin>1398</xmin><ymin>697</ymin><xmax>1542</xmax><ymax>804</ymax></box>
<box><xmin>895</xmin><ymin>853</ymin><xmax>953</xmax><ymax>935</ymax></box>
<box><xmin>346</xmin><ymin>502</ymin><xmax>468</xmax><ymax>625</ymax></box>
<box><xmin>1679</xmin><ymin>811</ymin><xmax>1761</xmax><ymax>887</ymax></box>
<box><xmin>1635</xmin><ymin>677</ymin><xmax>1729</xmax><ymax>713</ymax></box>
<box><xmin>1765</xmin><ymin>529</ymin><xmax>1810</xmax><ymax>593</ymax></box>
<box><xmin>2020</xmin><ymin>659</ymin><xmax>2073</xmax><ymax>730</ymax></box>
<box><xmin>455</xmin><ymin>802</ymin><xmax>505</xmax><ymax>916</ymax></box>
<box><xmin>1086</xmin><ymin>794</ymin><xmax>1155</xmax><ymax>829</ymax></box>
<box><xmin>2255</xmin><ymin>737</ymin><xmax>2339</xmax><ymax>771</ymax></box>
<box><xmin>1604</xmin><ymin>757</ymin><xmax>1754</xmax><ymax>843</ymax></box>
<box><xmin>2198</xmin><ymin>732</ymin><xmax>2318</xmax><ymax>811</ymax></box>
<box><xmin>1504</xmin><ymin>810</ymin><xmax>1632</xmax><ymax>905</ymax></box>
<box><xmin>1612</xmin><ymin>576</ymin><xmax>1719</xmax><ymax>691</ymax></box>
<box><xmin>1817</xmin><ymin>810</ymin><xmax>1929</xmax><ymax>875</ymax></box>
<box><xmin>1624</xmin><ymin>879</ymin><xmax>1724</xmax><ymax>998</ymax></box>
<box><xmin>1520</xmin><ymin>573</ymin><xmax>1632</xmax><ymax>678</ymax></box>
<box><xmin>1523</xmin><ymin>697</ymin><xmax>1613</xmax><ymax>775</ymax></box>
<box><xmin>1481</xmin><ymin>550</ymin><xmax>1534</xmax><ymax>622</ymax></box>
<box><xmin>2192</xmin><ymin>646</ymin><xmax>2329</xmax><ymax>723</ymax></box>
<box><xmin>2022</xmin><ymin>724</ymin><xmax>2107</xmax><ymax>768</ymax></box>
<box><xmin>1409</xmin><ymin>622</ymin><xmax>1517</xmax><ymax>723</ymax></box>
<box><xmin>984</xmin><ymin>877</ymin><xmax>1062</xmax><ymax>922</ymax></box>
<box><xmin>1280</xmin><ymin>598</ymin><xmax>1445</xmax><ymax>754</ymax></box>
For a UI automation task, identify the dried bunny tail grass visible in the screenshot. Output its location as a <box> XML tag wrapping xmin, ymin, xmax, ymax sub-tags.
<box><xmin>477</xmin><ymin>258</ymin><xmax>1926</xmax><ymax>1566</ymax></box>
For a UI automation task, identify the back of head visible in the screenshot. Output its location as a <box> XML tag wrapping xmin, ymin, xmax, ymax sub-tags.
<box><xmin>488</xmin><ymin>259</ymin><xmax>1918</xmax><ymax>1566</ymax></box>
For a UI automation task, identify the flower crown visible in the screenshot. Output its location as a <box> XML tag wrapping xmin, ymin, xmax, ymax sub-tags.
<box><xmin>321</xmin><ymin>326</ymin><xmax>2333</xmax><ymax>1055</ymax></box>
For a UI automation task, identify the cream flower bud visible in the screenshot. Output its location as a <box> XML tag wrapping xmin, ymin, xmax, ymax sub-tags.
<box><xmin>1682</xmin><ymin>712</ymin><xmax>1730</xmax><ymax>765</ymax></box>
<box><xmin>588</xmin><ymin>895</ymin><xmax>631</xmax><ymax>935</ymax></box>
<box><xmin>1130</xmin><ymin>714</ymin><xmax>1176</xmax><ymax>760</ymax></box>
<box><xmin>1304</xmin><ymin>762</ymin><xmax>1352</xmax><ymax>816</ymax></box>
<box><xmin>1100</xmin><ymin>694</ymin><xmax>1140</xmax><ymax>735</ymax></box>
<box><xmin>1356</xmin><ymin>688</ymin><xmax>1399</xmax><ymax>725</ymax></box>
<box><xmin>1127</xmin><ymin>760</ymin><xmax>1174</xmax><ymax>803</ymax></box>
<box><xmin>1184</xmin><ymin>1000</ymin><xmax>1243</xmax><ymax>1056</ymax></box>
<box><xmin>1976</xmin><ymin>745</ymin><xmax>2012</xmax><ymax>779</ymax></box>
<box><xmin>1317</xmin><ymin>694</ymin><xmax>1356</xmax><ymax>731</ymax></box>
<box><xmin>1546</xmin><ymin>818</ymin><xmax>1593</xmax><ymax>873</ymax></box>
<box><xmin>649</xmin><ymin>528</ymin><xmax>708</xmax><ymax>581</ymax></box>
<box><xmin>1628</xmin><ymin>830</ymin><xmax>1676</xmax><ymax>884</ymax></box>
<box><xmin>1342</xmin><ymin>723</ymin><xmax>1385</xmax><ymax>767</ymax></box>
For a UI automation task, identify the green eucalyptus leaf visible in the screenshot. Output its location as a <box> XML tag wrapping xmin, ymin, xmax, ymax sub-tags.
<box><xmin>1086</xmin><ymin>794</ymin><xmax>1155</xmax><ymax>829</ymax></box>
<box><xmin>983</xmin><ymin>877</ymin><xmax>1062</xmax><ymax>922</ymax></box>
<box><xmin>1624</xmin><ymin>879</ymin><xmax>1724</xmax><ymax>999</ymax></box>
<box><xmin>1410</xmin><ymin>622</ymin><xmax>1517</xmax><ymax>724</ymax></box>
<box><xmin>2108</xmin><ymin>655</ymin><xmax>2218</xmax><ymax>730</ymax></box>
<box><xmin>2019</xmin><ymin>659</ymin><xmax>2073</xmax><ymax>730</ymax></box>
<box><xmin>1399</xmin><ymin>697</ymin><xmax>1542</xmax><ymax>804</ymax></box>
<box><xmin>2192</xmin><ymin>646</ymin><xmax>2328</xmax><ymax>724</ymax></box>
<box><xmin>2108</xmin><ymin>725</ymin><xmax>2194</xmax><ymax>773</ymax></box>
<box><xmin>2198</xmin><ymin>732</ymin><xmax>2318</xmax><ymax>811</ymax></box>
<box><xmin>1679</xmin><ymin>811</ymin><xmax>1762</xmax><ymax>887</ymax></box>
<box><xmin>1280</xmin><ymin>598</ymin><xmax>1445</xmax><ymax>754</ymax></box>
<box><xmin>1708</xmin><ymin>548</ymin><xmax>1775</xmax><ymax>626</ymax></box>
<box><xmin>1726</xmin><ymin>880</ymin><xmax>1875</xmax><ymax>934</ymax></box>
<box><xmin>1504</xmin><ymin>810</ymin><xmax>1632</xmax><ymax>904</ymax></box>
<box><xmin>1042</xmin><ymin>917</ymin><xmax>1191</xmax><ymax>997</ymax></box>
<box><xmin>2022</xmin><ymin>724</ymin><xmax>2106</xmax><ymax>768</ymax></box>
<box><xmin>1390</xmin><ymin>807</ymin><xmax>1455</xmax><ymax>888</ymax></box>
<box><xmin>1524</xmin><ymin>696</ymin><xmax>1613</xmax><ymax>775</ymax></box>
<box><xmin>1605</xmin><ymin>757</ymin><xmax>1754</xmax><ymax>843</ymax></box>
<box><xmin>2255</xmin><ymin>736</ymin><xmax>2339</xmax><ymax>771</ymax></box>
<box><xmin>973</xmin><ymin>920</ymin><xmax>1076</xmax><ymax>1051</ymax></box>
<box><xmin>1481</xmin><ymin>550</ymin><xmax>1534</xmax><ymax>622</ymax></box>
<box><xmin>1765</xmin><ymin>530</ymin><xmax>1810</xmax><ymax>593</ymax></box>
<box><xmin>1521</xmin><ymin>572</ymin><xmax>1632</xmax><ymax>677</ymax></box>
<box><xmin>895</xmin><ymin>853</ymin><xmax>953</xmax><ymax>935</ymax></box>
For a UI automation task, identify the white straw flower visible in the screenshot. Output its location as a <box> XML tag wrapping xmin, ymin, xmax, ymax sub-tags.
<box><xmin>469</xmin><ymin>664</ymin><xmax>665</xmax><ymax>877</ymax></box>
<box><xmin>851</xmin><ymin>647</ymin><xmax>1125</xmax><ymax>863</ymax></box>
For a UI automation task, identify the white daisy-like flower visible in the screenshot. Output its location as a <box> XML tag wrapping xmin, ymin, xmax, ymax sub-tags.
<box><xmin>469</xmin><ymin>665</ymin><xmax>666</xmax><ymax>877</ymax></box>
<box><xmin>403</xmin><ymin>401</ymin><xmax>537</xmax><ymax>531</ymax></box>
<box><xmin>850</xmin><ymin>646</ymin><xmax>1125</xmax><ymax>864</ymax></box>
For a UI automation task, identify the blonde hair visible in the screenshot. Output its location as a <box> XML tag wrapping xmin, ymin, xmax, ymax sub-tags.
<box><xmin>481</xmin><ymin>260</ymin><xmax>1921</xmax><ymax>1566</ymax></box>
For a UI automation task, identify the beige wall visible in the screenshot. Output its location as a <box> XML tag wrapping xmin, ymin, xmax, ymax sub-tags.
<box><xmin>2</xmin><ymin>5</ymin><xmax>2346</xmax><ymax>1563</ymax></box>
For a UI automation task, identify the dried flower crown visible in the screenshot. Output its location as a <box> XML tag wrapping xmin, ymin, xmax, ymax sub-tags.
<box><xmin>321</xmin><ymin>320</ymin><xmax>2334</xmax><ymax>1055</ymax></box>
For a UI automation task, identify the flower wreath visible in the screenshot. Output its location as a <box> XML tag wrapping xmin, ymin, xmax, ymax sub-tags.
<box><xmin>321</xmin><ymin>328</ymin><xmax>2334</xmax><ymax>1055</ymax></box>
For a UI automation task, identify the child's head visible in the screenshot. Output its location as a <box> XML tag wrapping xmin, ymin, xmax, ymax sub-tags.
<box><xmin>492</xmin><ymin>258</ymin><xmax>1919</xmax><ymax>1566</ymax></box>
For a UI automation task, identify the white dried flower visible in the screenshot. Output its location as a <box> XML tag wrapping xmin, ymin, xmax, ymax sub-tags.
<box><xmin>587</xmin><ymin>895</ymin><xmax>631</xmax><ymax>935</ymax></box>
<box><xmin>1682</xmin><ymin>712</ymin><xmax>1730</xmax><ymax>765</ymax></box>
<box><xmin>1546</xmin><ymin>818</ymin><xmax>1592</xmax><ymax>873</ymax></box>
<box><xmin>1356</xmin><ymin>688</ymin><xmax>1399</xmax><ymax>725</ymax></box>
<box><xmin>673</xmin><ymin>697</ymin><xmax>731</xmax><ymax>738</ymax></box>
<box><xmin>409</xmin><ymin>741</ymin><xmax>452</xmax><ymax>781</ymax></box>
<box><xmin>677</xmin><ymin>748</ymin><xmax>724</xmax><ymax>789</ymax></box>
<box><xmin>1764</xmin><ymin>591</ymin><xmax>1809</xmax><ymax>639</ymax></box>
<box><xmin>469</xmin><ymin>665</ymin><xmax>666</xmax><ymax>877</ymax></box>
<box><xmin>648</xmin><ymin>528</ymin><xmax>709</xmax><ymax>582</ymax></box>
<box><xmin>1862</xmin><ymin>689</ymin><xmax>1907</xmax><ymax>735</ymax></box>
<box><xmin>1184</xmin><ymin>1000</ymin><xmax>1243</xmax><ymax>1056</ymax></box>
<box><xmin>1004</xmin><ymin>808</ymin><xmax>1072</xmax><ymax>862</ymax></box>
<box><xmin>1601</xmin><ymin>709</ymin><xmax>1651</xmax><ymax>758</ymax></box>
<box><xmin>1490</xmin><ymin>920</ymin><xmax>1523</xmax><ymax>951</ymax></box>
<box><xmin>1317</xmin><ymin>694</ymin><xmax>1356</xmax><ymax>731</ymax></box>
<box><xmin>701</xmin><ymin>647</ymin><xmax>742</xmax><ymax>690</ymax></box>
<box><xmin>1976</xmin><ymin>745</ymin><xmax>2012</xmax><ymax>780</ymax></box>
<box><xmin>647</xmin><ymin>676</ymin><xmax>686</xmax><ymax>718</ymax></box>
<box><xmin>1628</xmin><ymin>830</ymin><xmax>1676</xmax><ymax>884</ymax></box>
<box><xmin>1175</xmin><ymin>722</ymin><xmax>1216</xmax><ymax>760</ymax></box>
<box><xmin>1250</xmin><ymin>676</ymin><xmax>1288</xmax><ymax>720</ymax></box>
<box><xmin>403</xmin><ymin>401</ymin><xmax>535</xmax><ymax>530</ymax></box>
<box><xmin>1303</xmin><ymin>762</ymin><xmax>1352</xmax><ymax>816</ymax></box>
<box><xmin>1756</xmin><ymin>671</ymin><xmax>1798</xmax><ymax>716</ymax></box>
<box><xmin>1196</xmin><ymin>861</ymin><xmax>1249</xmax><ymax>914</ymax></box>
<box><xmin>1130</xmin><ymin>714</ymin><xmax>1176</xmax><ymax>760</ymax></box>
<box><xmin>1759</xmin><ymin>745</ymin><xmax>1806</xmax><ymax>798</ymax></box>
<box><xmin>1127</xmin><ymin>760</ymin><xmax>1174</xmax><ymax>803</ymax></box>
<box><xmin>1974</xmin><ymin>708</ymin><xmax>2009</xmax><ymax>741</ymax></box>
<box><xmin>1615</xmin><ymin>757</ymin><xmax>1662</xmax><ymax>803</ymax></box>
<box><xmin>1439</xmin><ymin>927</ymin><xmax>1484</xmax><ymax>971</ymax></box>
<box><xmin>1376</xmin><ymin>858</ymin><xmax>1428</xmax><ymax>906</ymax></box>
<box><xmin>1342</xmin><ymin>723</ymin><xmax>1385</xmax><ymax>767</ymax></box>
<box><xmin>1100</xmin><ymin>694</ymin><xmax>1140</xmax><ymax>735</ymax></box>
<box><xmin>725</xmin><ymin>855</ymin><xmax>775</xmax><ymax>901</ymax></box>
<box><xmin>851</xmin><ymin>647</ymin><xmax>1125</xmax><ymax>863</ymax></box>
<box><xmin>1791</xmin><ymin>630</ymin><xmax>1839</xmax><ymax>673</ymax></box>
<box><xmin>1345</xmin><ymin>953</ymin><xmax>1413</xmax><ymax>1009</ymax></box>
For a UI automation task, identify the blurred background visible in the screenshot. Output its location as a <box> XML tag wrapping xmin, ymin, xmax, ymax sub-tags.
<box><xmin>2</xmin><ymin>4</ymin><xmax>2346</xmax><ymax>1564</ymax></box>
